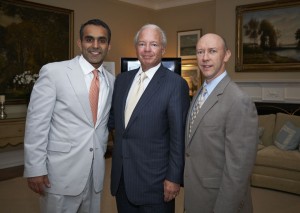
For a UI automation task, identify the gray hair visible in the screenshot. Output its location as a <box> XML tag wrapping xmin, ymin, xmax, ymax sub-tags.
<box><xmin>134</xmin><ymin>24</ymin><xmax>167</xmax><ymax>48</ymax></box>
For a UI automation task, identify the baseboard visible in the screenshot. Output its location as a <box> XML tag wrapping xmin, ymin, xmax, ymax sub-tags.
<box><xmin>0</xmin><ymin>165</ymin><xmax>24</xmax><ymax>181</ymax></box>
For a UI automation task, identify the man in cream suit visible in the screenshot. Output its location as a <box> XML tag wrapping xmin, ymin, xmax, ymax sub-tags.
<box><xmin>184</xmin><ymin>33</ymin><xmax>258</xmax><ymax>213</ymax></box>
<box><xmin>24</xmin><ymin>19</ymin><xmax>115</xmax><ymax>212</ymax></box>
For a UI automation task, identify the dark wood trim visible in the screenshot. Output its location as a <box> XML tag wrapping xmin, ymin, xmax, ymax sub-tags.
<box><xmin>255</xmin><ymin>102</ymin><xmax>300</xmax><ymax>115</ymax></box>
<box><xmin>0</xmin><ymin>165</ymin><xmax>23</xmax><ymax>181</ymax></box>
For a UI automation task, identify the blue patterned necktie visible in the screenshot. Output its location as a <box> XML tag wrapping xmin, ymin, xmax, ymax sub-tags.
<box><xmin>189</xmin><ymin>85</ymin><xmax>207</xmax><ymax>138</ymax></box>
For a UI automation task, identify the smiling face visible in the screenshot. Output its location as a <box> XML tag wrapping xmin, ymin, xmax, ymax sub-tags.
<box><xmin>135</xmin><ymin>27</ymin><xmax>165</xmax><ymax>71</ymax></box>
<box><xmin>77</xmin><ymin>24</ymin><xmax>111</xmax><ymax>68</ymax></box>
<box><xmin>196</xmin><ymin>33</ymin><xmax>231</xmax><ymax>83</ymax></box>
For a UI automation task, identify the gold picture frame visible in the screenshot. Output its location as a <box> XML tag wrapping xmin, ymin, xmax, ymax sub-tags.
<box><xmin>235</xmin><ymin>0</ymin><xmax>300</xmax><ymax>72</ymax></box>
<box><xmin>0</xmin><ymin>0</ymin><xmax>74</xmax><ymax>104</ymax></box>
<box><xmin>177</xmin><ymin>29</ymin><xmax>202</xmax><ymax>59</ymax></box>
<box><xmin>181</xmin><ymin>61</ymin><xmax>202</xmax><ymax>97</ymax></box>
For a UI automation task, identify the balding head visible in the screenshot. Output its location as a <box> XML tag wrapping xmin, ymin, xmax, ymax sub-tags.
<box><xmin>196</xmin><ymin>33</ymin><xmax>231</xmax><ymax>83</ymax></box>
<box><xmin>198</xmin><ymin>33</ymin><xmax>228</xmax><ymax>52</ymax></box>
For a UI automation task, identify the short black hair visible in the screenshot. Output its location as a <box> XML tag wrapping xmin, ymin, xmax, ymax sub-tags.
<box><xmin>79</xmin><ymin>19</ymin><xmax>111</xmax><ymax>44</ymax></box>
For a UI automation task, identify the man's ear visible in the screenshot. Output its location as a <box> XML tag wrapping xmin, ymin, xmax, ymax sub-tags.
<box><xmin>224</xmin><ymin>49</ymin><xmax>231</xmax><ymax>62</ymax></box>
<box><xmin>161</xmin><ymin>47</ymin><xmax>166</xmax><ymax>55</ymax></box>
<box><xmin>77</xmin><ymin>39</ymin><xmax>82</xmax><ymax>51</ymax></box>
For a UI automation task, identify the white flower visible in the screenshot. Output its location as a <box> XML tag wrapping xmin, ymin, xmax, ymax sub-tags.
<box><xmin>13</xmin><ymin>70</ymin><xmax>39</xmax><ymax>87</ymax></box>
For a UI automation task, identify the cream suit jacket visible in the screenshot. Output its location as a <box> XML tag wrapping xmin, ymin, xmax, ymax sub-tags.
<box><xmin>24</xmin><ymin>56</ymin><xmax>115</xmax><ymax>195</ymax></box>
<box><xmin>184</xmin><ymin>75</ymin><xmax>258</xmax><ymax>213</ymax></box>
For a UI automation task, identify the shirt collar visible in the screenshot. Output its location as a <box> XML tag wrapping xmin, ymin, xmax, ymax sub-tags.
<box><xmin>79</xmin><ymin>55</ymin><xmax>109</xmax><ymax>87</ymax></box>
<box><xmin>137</xmin><ymin>62</ymin><xmax>161</xmax><ymax>80</ymax></box>
<box><xmin>204</xmin><ymin>71</ymin><xmax>227</xmax><ymax>96</ymax></box>
<box><xmin>79</xmin><ymin>55</ymin><xmax>103</xmax><ymax>75</ymax></box>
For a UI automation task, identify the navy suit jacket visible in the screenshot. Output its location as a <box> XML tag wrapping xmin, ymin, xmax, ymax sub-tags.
<box><xmin>108</xmin><ymin>65</ymin><xmax>190</xmax><ymax>205</ymax></box>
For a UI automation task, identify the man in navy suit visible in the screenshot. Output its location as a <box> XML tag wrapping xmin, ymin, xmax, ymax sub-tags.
<box><xmin>108</xmin><ymin>24</ymin><xmax>190</xmax><ymax>212</ymax></box>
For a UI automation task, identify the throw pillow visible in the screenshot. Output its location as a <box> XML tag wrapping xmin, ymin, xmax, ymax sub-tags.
<box><xmin>258</xmin><ymin>114</ymin><xmax>276</xmax><ymax>146</ymax></box>
<box><xmin>258</xmin><ymin>127</ymin><xmax>265</xmax><ymax>145</ymax></box>
<box><xmin>274</xmin><ymin>121</ymin><xmax>300</xmax><ymax>151</ymax></box>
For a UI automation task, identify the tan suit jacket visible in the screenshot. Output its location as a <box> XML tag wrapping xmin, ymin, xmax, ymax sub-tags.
<box><xmin>184</xmin><ymin>75</ymin><xmax>258</xmax><ymax>213</ymax></box>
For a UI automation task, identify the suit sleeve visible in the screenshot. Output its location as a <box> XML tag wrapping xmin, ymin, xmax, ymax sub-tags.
<box><xmin>214</xmin><ymin>95</ymin><xmax>258</xmax><ymax>212</ymax></box>
<box><xmin>165</xmin><ymin>78</ymin><xmax>190</xmax><ymax>184</ymax></box>
<box><xmin>108</xmin><ymin>77</ymin><xmax>117</xmax><ymax>131</ymax></box>
<box><xmin>23</xmin><ymin>65</ymin><xmax>56</xmax><ymax>177</ymax></box>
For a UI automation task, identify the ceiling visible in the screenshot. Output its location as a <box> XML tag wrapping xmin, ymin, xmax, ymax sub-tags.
<box><xmin>118</xmin><ymin>0</ymin><xmax>213</xmax><ymax>10</ymax></box>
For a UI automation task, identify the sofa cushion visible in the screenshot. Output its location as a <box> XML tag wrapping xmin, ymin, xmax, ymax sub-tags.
<box><xmin>256</xmin><ymin>145</ymin><xmax>300</xmax><ymax>171</ymax></box>
<box><xmin>257</xmin><ymin>144</ymin><xmax>265</xmax><ymax>151</ymax></box>
<box><xmin>274</xmin><ymin>121</ymin><xmax>300</xmax><ymax>150</ymax></box>
<box><xmin>274</xmin><ymin>113</ymin><xmax>300</xmax><ymax>140</ymax></box>
<box><xmin>258</xmin><ymin>114</ymin><xmax>276</xmax><ymax>146</ymax></box>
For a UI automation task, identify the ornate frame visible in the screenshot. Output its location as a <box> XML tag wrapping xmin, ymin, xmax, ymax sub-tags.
<box><xmin>177</xmin><ymin>29</ymin><xmax>202</xmax><ymax>59</ymax></box>
<box><xmin>235</xmin><ymin>0</ymin><xmax>300</xmax><ymax>72</ymax></box>
<box><xmin>0</xmin><ymin>0</ymin><xmax>74</xmax><ymax>104</ymax></box>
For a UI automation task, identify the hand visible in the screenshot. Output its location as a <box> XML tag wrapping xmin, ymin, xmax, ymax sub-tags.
<box><xmin>163</xmin><ymin>179</ymin><xmax>180</xmax><ymax>202</ymax></box>
<box><xmin>27</xmin><ymin>175</ymin><xmax>51</xmax><ymax>196</ymax></box>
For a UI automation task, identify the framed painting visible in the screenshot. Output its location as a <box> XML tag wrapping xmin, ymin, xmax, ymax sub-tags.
<box><xmin>0</xmin><ymin>0</ymin><xmax>74</xmax><ymax>104</ymax></box>
<box><xmin>236</xmin><ymin>0</ymin><xmax>300</xmax><ymax>72</ymax></box>
<box><xmin>181</xmin><ymin>63</ymin><xmax>202</xmax><ymax>97</ymax></box>
<box><xmin>177</xmin><ymin>29</ymin><xmax>202</xmax><ymax>59</ymax></box>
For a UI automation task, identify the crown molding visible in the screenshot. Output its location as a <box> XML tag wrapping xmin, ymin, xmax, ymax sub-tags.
<box><xmin>118</xmin><ymin>0</ymin><xmax>212</xmax><ymax>10</ymax></box>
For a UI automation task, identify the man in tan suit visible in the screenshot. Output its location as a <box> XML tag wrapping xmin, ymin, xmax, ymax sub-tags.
<box><xmin>184</xmin><ymin>33</ymin><xmax>258</xmax><ymax>213</ymax></box>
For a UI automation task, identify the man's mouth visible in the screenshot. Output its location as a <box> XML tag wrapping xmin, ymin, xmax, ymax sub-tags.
<box><xmin>90</xmin><ymin>51</ymin><xmax>101</xmax><ymax>56</ymax></box>
<box><xmin>202</xmin><ymin>65</ymin><xmax>212</xmax><ymax>69</ymax></box>
<box><xmin>142</xmin><ymin>55</ymin><xmax>152</xmax><ymax>59</ymax></box>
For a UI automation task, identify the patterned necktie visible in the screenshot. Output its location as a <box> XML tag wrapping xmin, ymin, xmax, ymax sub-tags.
<box><xmin>125</xmin><ymin>72</ymin><xmax>147</xmax><ymax>127</ymax></box>
<box><xmin>89</xmin><ymin>70</ymin><xmax>99</xmax><ymax>126</ymax></box>
<box><xmin>189</xmin><ymin>85</ymin><xmax>207</xmax><ymax>138</ymax></box>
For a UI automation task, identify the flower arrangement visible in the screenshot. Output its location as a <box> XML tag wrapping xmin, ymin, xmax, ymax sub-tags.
<box><xmin>13</xmin><ymin>71</ymin><xmax>39</xmax><ymax>89</ymax></box>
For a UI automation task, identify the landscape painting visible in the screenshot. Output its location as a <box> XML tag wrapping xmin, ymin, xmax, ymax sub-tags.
<box><xmin>236</xmin><ymin>1</ymin><xmax>300</xmax><ymax>72</ymax></box>
<box><xmin>0</xmin><ymin>0</ymin><xmax>73</xmax><ymax>104</ymax></box>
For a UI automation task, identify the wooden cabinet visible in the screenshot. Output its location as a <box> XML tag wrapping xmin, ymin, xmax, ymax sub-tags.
<box><xmin>0</xmin><ymin>115</ymin><xmax>26</xmax><ymax>148</ymax></box>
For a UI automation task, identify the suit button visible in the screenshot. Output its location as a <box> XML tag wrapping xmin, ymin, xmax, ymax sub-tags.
<box><xmin>89</xmin><ymin>148</ymin><xmax>93</xmax><ymax>152</ymax></box>
<box><xmin>185</xmin><ymin>153</ymin><xmax>190</xmax><ymax>157</ymax></box>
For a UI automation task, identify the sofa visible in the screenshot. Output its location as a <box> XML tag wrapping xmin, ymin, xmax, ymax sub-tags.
<box><xmin>251</xmin><ymin>102</ymin><xmax>300</xmax><ymax>195</ymax></box>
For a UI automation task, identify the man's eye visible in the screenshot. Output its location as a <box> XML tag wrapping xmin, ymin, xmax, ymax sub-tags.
<box><xmin>151</xmin><ymin>43</ymin><xmax>158</xmax><ymax>47</ymax></box>
<box><xmin>209</xmin><ymin>49</ymin><xmax>217</xmax><ymax>54</ymax></box>
<box><xmin>85</xmin><ymin>38</ymin><xmax>93</xmax><ymax>42</ymax></box>
<box><xmin>138</xmin><ymin>43</ymin><xmax>145</xmax><ymax>47</ymax></box>
<box><xmin>99</xmin><ymin>38</ymin><xmax>108</xmax><ymax>44</ymax></box>
<box><xmin>197</xmin><ymin>50</ymin><xmax>204</xmax><ymax>55</ymax></box>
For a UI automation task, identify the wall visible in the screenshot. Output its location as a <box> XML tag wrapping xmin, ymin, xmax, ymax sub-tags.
<box><xmin>6</xmin><ymin>0</ymin><xmax>216</xmax><ymax>113</ymax></box>
<box><xmin>216</xmin><ymin>0</ymin><xmax>300</xmax><ymax>103</ymax></box>
<box><xmin>23</xmin><ymin>0</ymin><xmax>215</xmax><ymax>72</ymax></box>
<box><xmin>4</xmin><ymin>0</ymin><xmax>300</xmax><ymax>113</ymax></box>
<box><xmin>25</xmin><ymin>0</ymin><xmax>154</xmax><ymax>71</ymax></box>
<box><xmin>155</xmin><ymin>1</ymin><xmax>216</xmax><ymax>58</ymax></box>
<box><xmin>5</xmin><ymin>0</ymin><xmax>300</xmax><ymax>83</ymax></box>
<box><xmin>21</xmin><ymin>0</ymin><xmax>299</xmax><ymax>80</ymax></box>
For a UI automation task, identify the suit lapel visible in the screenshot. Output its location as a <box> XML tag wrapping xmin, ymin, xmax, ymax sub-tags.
<box><xmin>121</xmin><ymin>70</ymin><xmax>138</xmax><ymax>129</ymax></box>
<box><xmin>186</xmin><ymin>87</ymin><xmax>203</xmax><ymax>142</ymax></box>
<box><xmin>95</xmin><ymin>68</ymin><xmax>113</xmax><ymax>128</ymax></box>
<box><xmin>187</xmin><ymin>75</ymin><xmax>231</xmax><ymax>144</ymax></box>
<box><xmin>66</xmin><ymin>57</ymin><xmax>93</xmax><ymax>125</ymax></box>
<box><xmin>125</xmin><ymin>66</ymin><xmax>165</xmax><ymax>129</ymax></box>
